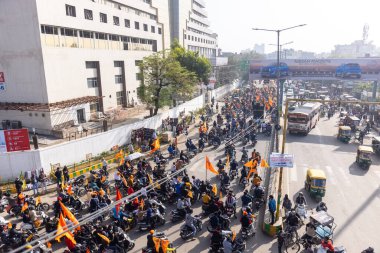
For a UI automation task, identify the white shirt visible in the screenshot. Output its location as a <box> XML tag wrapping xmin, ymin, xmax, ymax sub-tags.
<box><xmin>102</xmin><ymin>160</ymin><xmax>107</xmax><ymax>167</ymax></box>
<box><xmin>141</xmin><ymin>187</ymin><xmax>147</xmax><ymax>197</ymax></box>
<box><xmin>114</xmin><ymin>172</ymin><xmax>121</xmax><ymax>181</ymax></box>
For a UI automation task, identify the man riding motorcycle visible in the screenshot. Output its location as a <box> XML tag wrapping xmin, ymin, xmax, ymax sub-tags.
<box><xmin>185</xmin><ymin>209</ymin><xmax>200</xmax><ymax>238</ymax></box>
<box><xmin>225</xmin><ymin>191</ymin><xmax>237</xmax><ymax>218</ymax></box>
<box><xmin>241</xmin><ymin>147</ymin><xmax>248</xmax><ymax>162</ymax></box>
<box><xmin>239</xmin><ymin>166</ymin><xmax>248</xmax><ymax>184</ymax></box>
<box><xmin>241</xmin><ymin>190</ymin><xmax>253</xmax><ymax>209</ymax></box>
<box><xmin>240</xmin><ymin>211</ymin><xmax>253</xmax><ymax>230</ymax></box>
<box><xmin>217</xmin><ymin>160</ymin><xmax>225</xmax><ymax>174</ymax></box>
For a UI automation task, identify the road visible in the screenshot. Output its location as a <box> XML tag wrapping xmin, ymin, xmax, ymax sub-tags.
<box><xmin>285</xmin><ymin>113</ymin><xmax>380</xmax><ymax>252</ymax></box>
<box><xmin>1</xmin><ymin>111</ymin><xmax>281</xmax><ymax>253</ymax></box>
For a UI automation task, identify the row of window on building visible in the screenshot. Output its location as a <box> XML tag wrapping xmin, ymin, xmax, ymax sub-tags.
<box><xmin>184</xmin><ymin>34</ymin><xmax>215</xmax><ymax>45</ymax></box>
<box><xmin>65</xmin><ymin>4</ymin><xmax>161</xmax><ymax>34</ymax></box>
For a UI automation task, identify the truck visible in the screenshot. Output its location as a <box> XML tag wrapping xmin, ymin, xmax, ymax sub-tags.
<box><xmin>260</xmin><ymin>62</ymin><xmax>289</xmax><ymax>78</ymax></box>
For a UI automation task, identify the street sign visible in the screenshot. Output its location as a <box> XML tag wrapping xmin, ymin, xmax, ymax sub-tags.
<box><xmin>269</xmin><ymin>153</ymin><xmax>294</xmax><ymax>168</ymax></box>
<box><xmin>1</xmin><ymin>129</ymin><xmax>31</xmax><ymax>152</ymax></box>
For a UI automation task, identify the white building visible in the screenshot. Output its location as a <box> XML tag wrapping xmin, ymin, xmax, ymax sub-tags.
<box><xmin>0</xmin><ymin>0</ymin><xmax>166</xmax><ymax>133</ymax></box>
<box><xmin>169</xmin><ymin>0</ymin><xmax>218</xmax><ymax>59</ymax></box>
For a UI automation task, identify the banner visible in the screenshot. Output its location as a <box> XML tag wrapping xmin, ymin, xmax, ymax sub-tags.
<box><xmin>269</xmin><ymin>153</ymin><xmax>294</xmax><ymax>168</ymax></box>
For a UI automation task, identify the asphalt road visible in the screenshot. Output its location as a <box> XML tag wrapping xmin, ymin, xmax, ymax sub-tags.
<box><xmin>285</xmin><ymin>113</ymin><xmax>380</xmax><ymax>252</ymax></box>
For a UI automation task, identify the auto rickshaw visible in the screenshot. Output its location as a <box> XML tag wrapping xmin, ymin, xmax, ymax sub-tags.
<box><xmin>372</xmin><ymin>136</ymin><xmax>380</xmax><ymax>155</ymax></box>
<box><xmin>305</xmin><ymin>169</ymin><xmax>326</xmax><ymax>201</ymax></box>
<box><xmin>337</xmin><ymin>126</ymin><xmax>351</xmax><ymax>143</ymax></box>
<box><xmin>344</xmin><ymin>116</ymin><xmax>360</xmax><ymax>131</ymax></box>
<box><xmin>309</xmin><ymin>211</ymin><xmax>336</xmax><ymax>240</ymax></box>
<box><xmin>356</xmin><ymin>145</ymin><xmax>373</xmax><ymax>169</ymax></box>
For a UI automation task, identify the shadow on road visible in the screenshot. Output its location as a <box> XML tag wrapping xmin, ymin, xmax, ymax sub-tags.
<box><xmin>348</xmin><ymin>162</ymin><xmax>369</xmax><ymax>176</ymax></box>
<box><xmin>286</xmin><ymin>134</ymin><xmax>338</xmax><ymax>146</ymax></box>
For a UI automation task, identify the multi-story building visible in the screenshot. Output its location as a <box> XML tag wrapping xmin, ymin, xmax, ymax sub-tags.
<box><xmin>0</xmin><ymin>0</ymin><xmax>165</xmax><ymax>133</ymax></box>
<box><xmin>169</xmin><ymin>0</ymin><xmax>218</xmax><ymax>59</ymax></box>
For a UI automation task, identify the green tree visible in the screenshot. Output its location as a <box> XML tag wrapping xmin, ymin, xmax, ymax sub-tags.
<box><xmin>137</xmin><ymin>51</ymin><xmax>197</xmax><ymax>115</ymax></box>
<box><xmin>171</xmin><ymin>40</ymin><xmax>212</xmax><ymax>84</ymax></box>
<box><xmin>228</xmin><ymin>51</ymin><xmax>264</xmax><ymax>81</ymax></box>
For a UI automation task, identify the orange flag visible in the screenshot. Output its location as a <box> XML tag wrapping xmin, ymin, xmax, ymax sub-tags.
<box><xmin>115</xmin><ymin>188</ymin><xmax>122</xmax><ymax>217</ymax></box>
<box><xmin>206</xmin><ymin>156</ymin><xmax>219</xmax><ymax>175</ymax></box>
<box><xmin>36</xmin><ymin>196</ymin><xmax>41</xmax><ymax>206</ymax></box>
<box><xmin>21</xmin><ymin>202</ymin><xmax>28</xmax><ymax>212</ymax></box>
<box><xmin>67</xmin><ymin>185</ymin><xmax>73</xmax><ymax>195</ymax></box>
<box><xmin>260</xmin><ymin>159</ymin><xmax>269</xmax><ymax>168</ymax></box>
<box><xmin>97</xmin><ymin>233</ymin><xmax>110</xmax><ymax>244</ymax></box>
<box><xmin>114</xmin><ymin>149</ymin><xmax>124</xmax><ymax>159</ymax></box>
<box><xmin>60</xmin><ymin>201</ymin><xmax>80</xmax><ymax>231</ymax></box>
<box><xmin>153</xmin><ymin>237</ymin><xmax>161</xmax><ymax>253</ymax></box>
<box><xmin>161</xmin><ymin>239</ymin><xmax>170</xmax><ymax>253</ymax></box>
<box><xmin>244</xmin><ymin>160</ymin><xmax>254</xmax><ymax>168</ymax></box>
<box><xmin>140</xmin><ymin>198</ymin><xmax>145</xmax><ymax>209</ymax></box>
<box><xmin>150</xmin><ymin>139</ymin><xmax>160</xmax><ymax>154</ymax></box>
<box><xmin>268</xmin><ymin>98</ymin><xmax>273</xmax><ymax>107</ymax></box>
<box><xmin>211</xmin><ymin>184</ymin><xmax>217</xmax><ymax>196</ymax></box>
<box><xmin>56</xmin><ymin>213</ymin><xmax>75</xmax><ymax>243</ymax></box>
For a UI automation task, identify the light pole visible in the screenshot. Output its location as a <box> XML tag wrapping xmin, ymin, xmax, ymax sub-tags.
<box><xmin>252</xmin><ymin>24</ymin><xmax>306</xmax><ymax>222</ymax></box>
<box><xmin>268</xmin><ymin>41</ymin><xmax>294</xmax><ymax>60</ymax></box>
<box><xmin>252</xmin><ymin>24</ymin><xmax>306</xmax><ymax>119</ymax></box>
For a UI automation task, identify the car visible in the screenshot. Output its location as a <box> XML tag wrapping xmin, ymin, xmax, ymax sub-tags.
<box><xmin>335</xmin><ymin>63</ymin><xmax>361</xmax><ymax>79</ymax></box>
<box><xmin>261</xmin><ymin>62</ymin><xmax>289</xmax><ymax>78</ymax></box>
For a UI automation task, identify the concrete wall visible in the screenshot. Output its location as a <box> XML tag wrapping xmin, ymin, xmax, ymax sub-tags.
<box><xmin>0</xmin><ymin>83</ymin><xmax>239</xmax><ymax>181</ymax></box>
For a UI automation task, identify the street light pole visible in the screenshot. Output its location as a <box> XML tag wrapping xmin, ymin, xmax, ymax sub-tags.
<box><xmin>252</xmin><ymin>24</ymin><xmax>306</xmax><ymax>223</ymax></box>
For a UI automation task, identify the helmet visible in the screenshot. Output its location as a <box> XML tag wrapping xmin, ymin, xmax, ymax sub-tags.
<box><xmin>243</xmin><ymin>211</ymin><xmax>247</xmax><ymax>216</ymax></box>
<box><xmin>149</xmin><ymin>230</ymin><xmax>155</xmax><ymax>235</ymax></box>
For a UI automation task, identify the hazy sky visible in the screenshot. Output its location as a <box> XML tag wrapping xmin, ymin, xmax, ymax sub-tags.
<box><xmin>206</xmin><ymin>0</ymin><xmax>380</xmax><ymax>54</ymax></box>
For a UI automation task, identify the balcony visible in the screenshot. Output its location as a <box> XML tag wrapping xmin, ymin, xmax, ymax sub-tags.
<box><xmin>190</xmin><ymin>12</ymin><xmax>210</xmax><ymax>27</ymax></box>
<box><xmin>193</xmin><ymin>0</ymin><xmax>206</xmax><ymax>8</ymax></box>
<box><xmin>187</xmin><ymin>21</ymin><xmax>212</xmax><ymax>35</ymax></box>
<box><xmin>192</xmin><ymin>4</ymin><xmax>208</xmax><ymax>17</ymax></box>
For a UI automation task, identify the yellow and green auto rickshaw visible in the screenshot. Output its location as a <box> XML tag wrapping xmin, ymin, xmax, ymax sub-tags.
<box><xmin>356</xmin><ymin>146</ymin><xmax>373</xmax><ymax>170</ymax></box>
<box><xmin>337</xmin><ymin>126</ymin><xmax>351</xmax><ymax>143</ymax></box>
<box><xmin>371</xmin><ymin>136</ymin><xmax>380</xmax><ymax>155</ymax></box>
<box><xmin>305</xmin><ymin>169</ymin><xmax>326</xmax><ymax>201</ymax></box>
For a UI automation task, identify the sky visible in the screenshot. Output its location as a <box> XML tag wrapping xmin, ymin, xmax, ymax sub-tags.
<box><xmin>205</xmin><ymin>0</ymin><xmax>380</xmax><ymax>54</ymax></box>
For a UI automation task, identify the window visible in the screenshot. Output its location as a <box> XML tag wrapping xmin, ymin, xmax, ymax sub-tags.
<box><xmin>136</xmin><ymin>73</ymin><xmax>142</xmax><ymax>80</ymax></box>
<box><xmin>135</xmin><ymin>60</ymin><xmax>142</xmax><ymax>66</ymax></box>
<box><xmin>86</xmin><ymin>61</ymin><xmax>97</xmax><ymax>69</ymax></box>
<box><xmin>114</xmin><ymin>61</ymin><xmax>123</xmax><ymax>67</ymax></box>
<box><xmin>90</xmin><ymin>103</ymin><xmax>100</xmax><ymax>113</ymax></box>
<box><xmin>95</xmin><ymin>32</ymin><xmax>107</xmax><ymax>40</ymax></box>
<box><xmin>124</xmin><ymin>19</ymin><xmax>130</xmax><ymax>28</ymax></box>
<box><xmin>60</xmin><ymin>28</ymin><xmax>76</xmax><ymax>37</ymax></box>
<box><xmin>109</xmin><ymin>34</ymin><xmax>119</xmax><ymax>41</ymax></box>
<box><xmin>115</xmin><ymin>75</ymin><xmax>123</xmax><ymax>84</ymax></box>
<box><xmin>151</xmin><ymin>26</ymin><xmax>155</xmax><ymax>33</ymax></box>
<box><xmin>116</xmin><ymin>91</ymin><xmax>124</xmax><ymax>106</ymax></box>
<box><xmin>84</xmin><ymin>9</ymin><xmax>93</xmax><ymax>20</ymax></box>
<box><xmin>135</xmin><ymin>21</ymin><xmax>139</xmax><ymax>30</ymax></box>
<box><xmin>41</xmin><ymin>25</ymin><xmax>58</xmax><ymax>35</ymax></box>
<box><xmin>113</xmin><ymin>16</ymin><xmax>120</xmax><ymax>26</ymax></box>
<box><xmin>65</xmin><ymin>4</ymin><xmax>76</xmax><ymax>17</ymax></box>
<box><xmin>79</xmin><ymin>31</ymin><xmax>93</xmax><ymax>38</ymax></box>
<box><xmin>143</xmin><ymin>24</ymin><xmax>148</xmax><ymax>31</ymax></box>
<box><xmin>158</xmin><ymin>27</ymin><xmax>162</xmax><ymax>34</ymax></box>
<box><xmin>100</xmin><ymin>13</ymin><xmax>107</xmax><ymax>23</ymax></box>
<box><xmin>87</xmin><ymin>77</ymin><xmax>98</xmax><ymax>87</ymax></box>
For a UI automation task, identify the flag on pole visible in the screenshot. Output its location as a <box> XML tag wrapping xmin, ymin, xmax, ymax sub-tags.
<box><xmin>260</xmin><ymin>159</ymin><xmax>269</xmax><ymax>168</ymax></box>
<box><xmin>21</xmin><ymin>202</ymin><xmax>28</xmax><ymax>212</ymax></box>
<box><xmin>115</xmin><ymin>188</ymin><xmax>122</xmax><ymax>217</ymax></box>
<box><xmin>59</xmin><ymin>201</ymin><xmax>80</xmax><ymax>231</ymax></box>
<box><xmin>114</xmin><ymin>149</ymin><xmax>124</xmax><ymax>160</ymax></box>
<box><xmin>206</xmin><ymin>156</ymin><xmax>219</xmax><ymax>175</ymax></box>
<box><xmin>56</xmin><ymin>213</ymin><xmax>75</xmax><ymax>244</ymax></box>
<box><xmin>153</xmin><ymin>237</ymin><xmax>161</xmax><ymax>253</ymax></box>
<box><xmin>244</xmin><ymin>160</ymin><xmax>254</xmax><ymax>168</ymax></box>
<box><xmin>211</xmin><ymin>184</ymin><xmax>217</xmax><ymax>196</ymax></box>
<box><xmin>161</xmin><ymin>239</ymin><xmax>170</xmax><ymax>253</ymax></box>
<box><xmin>150</xmin><ymin>138</ymin><xmax>160</xmax><ymax>154</ymax></box>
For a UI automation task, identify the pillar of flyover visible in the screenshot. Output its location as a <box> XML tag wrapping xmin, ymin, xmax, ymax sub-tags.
<box><xmin>371</xmin><ymin>80</ymin><xmax>378</xmax><ymax>122</ymax></box>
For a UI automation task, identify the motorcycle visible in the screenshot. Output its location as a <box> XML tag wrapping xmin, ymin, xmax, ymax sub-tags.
<box><xmin>180</xmin><ymin>217</ymin><xmax>202</xmax><ymax>240</ymax></box>
<box><xmin>0</xmin><ymin>197</ymin><xmax>9</xmax><ymax>212</ymax></box>
<box><xmin>229</xmin><ymin>169</ymin><xmax>237</xmax><ymax>180</ymax></box>
<box><xmin>68</xmin><ymin>175</ymin><xmax>86</xmax><ymax>187</ymax></box>
<box><xmin>224</xmin><ymin>206</ymin><xmax>235</xmax><ymax>219</ymax></box>
<box><xmin>138</xmin><ymin>212</ymin><xmax>166</xmax><ymax>231</ymax></box>
<box><xmin>30</xmin><ymin>241</ymin><xmax>53</xmax><ymax>253</ymax></box>
<box><xmin>220</xmin><ymin>183</ymin><xmax>230</xmax><ymax>194</ymax></box>
<box><xmin>142</xmin><ymin>232</ymin><xmax>176</xmax><ymax>253</ymax></box>
<box><xmin>240</xmin><ymin>224</ymin><xmax>256</xmax><ymax>240</ymax></box>
<box><xmin>240</xmin><ymin>177</ymin><xmax>248</xmax><ymax>188</ymax></box>
<box><xmin>240</xmin><ymin>154</ymin><xmax>248</xmax><ymax>164</ymax></box>
<box><xmin>170</xmin><ymin>209</ymin><xmax>187</xmax><ymax>222</ymax></box>
<box><xmin>252</xmin><ymin>197</ymin><xmax>264</xmax><ymax>213</ymax></box>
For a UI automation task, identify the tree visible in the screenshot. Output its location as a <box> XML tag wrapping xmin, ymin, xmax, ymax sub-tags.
<box><xmin>228</xmin><ymin>51</ymin><xmax>264</xmax><ymax>81</ymax></box>
<box><xmin>137</xmin><ymin>51</ymin><xmax>197</xmax><ymax>115</ymax></box>
<box><xmin>171</xmin><ymin>40</ymin><xmax>212</xmax><ymax>84</ymax></box>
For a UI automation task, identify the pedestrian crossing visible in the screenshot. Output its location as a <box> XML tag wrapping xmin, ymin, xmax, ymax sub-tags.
<box><xmin>288</xmin><ymin>163</ymin><xmax>380</xmax><ymax>186</ymax></box>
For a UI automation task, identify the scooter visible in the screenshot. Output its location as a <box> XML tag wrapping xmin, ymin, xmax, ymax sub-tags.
<box><xmin>295</xmin><ymin>204</ymin><xmax>308</xmax><ymax>221</ymax></box>
<box><xmin>180</xmin><ymin>217</ymin><xmax>202</xmax><ymax>240</ymax></box>
<box><xmin>240</xmin><ymin>224</ymin><xmax>256</xmax><ymax>240</ymax></box>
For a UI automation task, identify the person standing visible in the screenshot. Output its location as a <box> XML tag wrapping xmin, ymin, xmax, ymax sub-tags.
<box><xmin>31</xmin><ymin>174</ymin><xmax>39</xmax><ymax>195</ymax></box>
<box><xmin>63</xmin><ymin>166</ymin><xmax>69</xmax><ymax>183</ymax></box>
<box><xmin>55</xmin><ymin>167</ymin><xmax>62</xmax><ymax>188</ymax></box>
<box><xmin>39</xmin><ymin>171</ymin><xmax>48</xmax><ymax>194</ymax></box>
<box><xmin>276</xmin><ymin>230</ymin><xmax>285</xmax><ymax>253</ymax></box>
<box><xmin>268</xmin><ymin>195</ymin><xmax>276</xmax><ymax>225</ymax></box>
<box><xmin>14</xmin><ymin>177</ymin><xmax>23</xmax><ymax>194</ymax></box>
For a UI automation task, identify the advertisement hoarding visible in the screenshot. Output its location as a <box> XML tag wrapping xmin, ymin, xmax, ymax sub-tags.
<box><xmin>250</xmin><ymin>58</ymin><xmax>380</xmax><ymax>81</ymax></box>
<box><xmin>270</xmin><ymin>153</ymin><xmax>294</xmax><ymax>168</ymax></box>
<box><xmin>0</xmin><ymin>129</ymin><xmax>31</xmax><ymax>153</ymax></box>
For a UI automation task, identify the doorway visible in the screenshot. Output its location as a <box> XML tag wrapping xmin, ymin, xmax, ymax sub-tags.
<box><xmin>77</xmin><ymin>108</ymin><xmax>86</xmax><ymax>123</ymax></box>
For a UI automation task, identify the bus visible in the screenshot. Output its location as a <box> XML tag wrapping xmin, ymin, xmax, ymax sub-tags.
<box><xmin>288</xmin><ymin>103</ymin><xmax>321</xmax><ymax>135</ymax></box>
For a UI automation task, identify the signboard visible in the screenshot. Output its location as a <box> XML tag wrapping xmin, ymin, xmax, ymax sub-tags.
<box><xmin>0</xmin><ymin>84</ymin><xmax>6</xmax><ymax>92</ymax></box>
<box><xmin>0</xmin><ymin>129</ymin><xmax>31</xmax><ymax>153</ymax></box>
<box><xmin>269</xmin><ymin>153</ymin><xmax>294</xmax><ymax>168</ymax></box>
<box><xmin>250</xmin><ymin>58</ymin><xmax>380</xmax><ymax>81</ymax></box>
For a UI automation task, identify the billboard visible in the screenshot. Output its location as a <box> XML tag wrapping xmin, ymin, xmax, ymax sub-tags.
<box><xmin>249</xmin><ymin>58</ymin><xmax>380</xmax><ymax>81</ymax></box>
<box><xmin>0</xmin><ymin>129</ymin><xmax>31</xmax><ymax>153</ymax></box>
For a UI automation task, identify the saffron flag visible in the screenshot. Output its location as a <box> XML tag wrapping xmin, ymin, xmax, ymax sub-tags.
<box><xmin>56</xmin><ymin>213</ymin><xmax>75</xmax><ymax>244</ymax></box>
<box><xmin>21</xmin><ymin>202</ymin><xmax>28</xmax><ymax>212</ymax></box>
<box><xmin>36</xmin><ymin>196</ymin><xmax>41</xmax><ymax>206</ymax></box>
<box><xmin>140</xmin><ymin>198</ymin><xmax>145</xmax><ymax>209</ymax></box>
<box><xmin>114</xmin><ymin>149</ymin><xmax>124</xmax><ymax>159</ymax></box>
<box><xmin>187</xmin><ymin>191</ymin><xmax>193</xmax><ymax>199</ymax></box>
<box><xmin>260</xmin><ymin>159</ymin><xmax>269</xmax><ymax>168</ymax></box>
<box><xmin>161</xmin><ymin>239</ymin><xmax>170</xmax><ymax>253</ymax></box>
<box><xmin>115</xmin><ymin>188</ymin><xmax>122</xmax><ymax>217</ymax></box>
<box><xmin>59</xmin><ymin>201</ymin><xmax>80</xmax><ymax>231</ymax></box>
<box><xmin>211</xmin><ymin>184</ymin><xmax>217</xmax><ymax>196</ymax></box>
<box><xmin>153</xmin><ymin>237</ymin><xmax>161</xmax><ymax>253</ymax></box>
<box><xmin>244</xmin><ymin>160</ymin><xmax>254</xmax><ymax>168</ymax></box>
<box><xmin>97</xmin><ymin>233</ymin><xmax>110</xmax><ymax>244</ymax></box>
<box><xmin>268</xmin><ymin>98</ymin><xmax>273</xmax><ymax>107</ymax></box>
<box><xmin>206</xmin><ymin>156</ymin><xmax>219</xmax><ymax>175</ymax></box>
<box><xmin>247</xmin><ymin>167</ymin><xmax>258</xmax><ymax>180</ymax></box>
<box><xmin>150</xmin><ymin>138</ymin><xmax>160</xmax><ymax>154</ymax></box>
<box><xmin>67</xmin><ymin>185</ymin><xmax>73</xmax><ymax>195</ymax></box>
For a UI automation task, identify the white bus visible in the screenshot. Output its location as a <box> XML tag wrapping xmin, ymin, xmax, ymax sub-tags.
<box><xmin>288</xmin><ymin>103</ymin><xmax>321</xmax><ymax>135</ymax></box>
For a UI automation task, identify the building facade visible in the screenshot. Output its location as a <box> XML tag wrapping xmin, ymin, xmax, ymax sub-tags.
<box><xmin>0</xmin><ymin>0</ymin><xmax>166</xmax><ymax>133</ymax></box>
<box><xmin>169</xmin><ymin>0</ymin><xmax>218</xmax><ymax>59</ymax></box>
